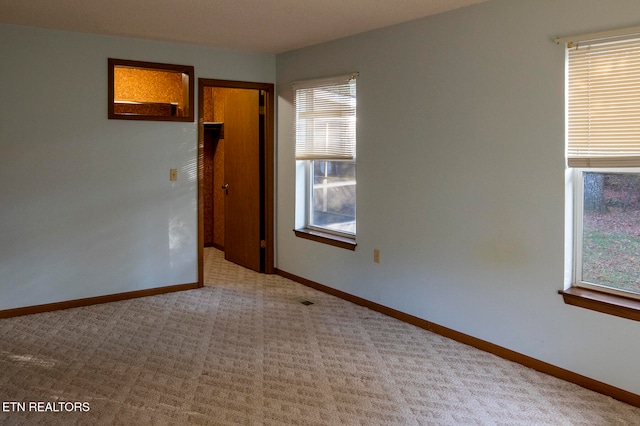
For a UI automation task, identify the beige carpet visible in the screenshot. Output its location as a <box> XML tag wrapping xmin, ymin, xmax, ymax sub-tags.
<box><xmin>0</xmin><ymin>248</ymin><xmax>639</xmax><ymax>425</ymax></box>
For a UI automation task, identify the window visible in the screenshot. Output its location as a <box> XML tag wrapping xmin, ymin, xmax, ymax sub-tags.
<box><xmin>565</xmin><ymin>30</ymin><xmax>640</xmax><ymax>304</ymax></box>
<box><xmin>108</xmin><ymin>58</ymin><xmax>194</xmax><ymax>122</ymax></box>
<box><xmin>293</xmin><ymin>74</ymin><xmax>358</xmax><ymax>248</ymax></box>
<box><xmin>575</xmin><ymin>170</ymin><xmax>640</xmax><ymax>297</ymax></box>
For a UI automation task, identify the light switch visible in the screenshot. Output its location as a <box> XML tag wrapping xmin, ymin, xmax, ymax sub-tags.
<box><xmin>170</xmin><ymin>168</ymin><xmax>178</xmax><ymax>181</ymax></box>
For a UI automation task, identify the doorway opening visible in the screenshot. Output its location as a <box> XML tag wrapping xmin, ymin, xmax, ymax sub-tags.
<box><xmin>197</xmin><ymin>79</ymin><xmax>274</xmax><ymax>285</ymax></box>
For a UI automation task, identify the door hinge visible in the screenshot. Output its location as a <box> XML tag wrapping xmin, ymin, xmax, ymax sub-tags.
<box><xmin>260</xmin><ymin>240</ymin><xmax>266</xmax><ymax>248</ymax></box>
<box><xmin>259</xmin><ymin>106</ymin><xmax>265</xmax><ymax>115</ymax></box>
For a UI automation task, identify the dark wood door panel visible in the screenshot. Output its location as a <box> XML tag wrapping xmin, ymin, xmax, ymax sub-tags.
<box><xmin>223</xmin><ymin>88</ymin><xmax>261</xmax><ymax>272</ymax></box>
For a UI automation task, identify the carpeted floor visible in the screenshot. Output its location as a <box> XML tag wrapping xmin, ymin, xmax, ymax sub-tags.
<box><xmin>0</xmin><ymin>248</ymin><xmax>639</xmax><ymax>425</ymax></box>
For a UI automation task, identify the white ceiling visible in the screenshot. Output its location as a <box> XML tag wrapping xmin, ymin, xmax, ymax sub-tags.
<box><xmin>0</xmin><ymin>0</ymin><xmax>489</xmax><ymax>54</ymax></box>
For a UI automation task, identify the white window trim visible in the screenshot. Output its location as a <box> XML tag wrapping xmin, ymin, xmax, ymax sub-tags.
<box><xmin>572</xmin><ymin>169</ymin><xmax>585</xmax><ymax>290</ymax></box>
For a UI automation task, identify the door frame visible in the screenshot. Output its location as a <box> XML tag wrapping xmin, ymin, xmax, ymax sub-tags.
<box><xmin>197</xmin><ymin>78</ymin><xmax>275</xmax><ymax>285</ymax></box>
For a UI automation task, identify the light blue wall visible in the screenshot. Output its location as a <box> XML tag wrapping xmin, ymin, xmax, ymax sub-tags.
<box><xmin>0</xmin><ymin>24</ymin><xmax>274</xmax><ymax>309</ymax></box>
<box><xmin>276</xmin><ymin>0</ymin><xmax>640</xmax><ymax>394</ymax></box>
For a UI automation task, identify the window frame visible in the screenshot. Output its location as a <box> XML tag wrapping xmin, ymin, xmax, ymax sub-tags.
<box><xmin>572</xmin><ymin>168</ymin><xmax>640</xmax><ymax>302</ymax></box>
<box><xmin>293</xmin><ymin>74</ymin><xmax>358</xmax><ymax>249</ymax></box>
<box><xmin>108</xmin><ymin>58</ymin><xmax>194</xmax><ymax>122</ymax></box>
<box><xmin>560</xmin><ymin>27</ymin><xmax>640</xmax><ymax>319</ymax></box>
<box><xmin>305</xmin><ymin>159</ymin><xmax>357</xmax><ymax>238</ymax></box>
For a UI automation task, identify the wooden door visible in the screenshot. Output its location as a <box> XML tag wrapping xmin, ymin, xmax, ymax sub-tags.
<box><xmin>223</xmin><ymin>88</ymin><xmax>261</xmax><ymax>271</ymax></box>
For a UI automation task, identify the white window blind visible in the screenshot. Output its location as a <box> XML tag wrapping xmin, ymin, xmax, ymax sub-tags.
<box><xmin>294</xmin><ymin>73</ymin><xmax>357</xmax><ymax>160</ymax></box>
<box><xmin>567</xmin><ymin>34</ymin><xmax>640</xmax><ymax>167</ymax></box>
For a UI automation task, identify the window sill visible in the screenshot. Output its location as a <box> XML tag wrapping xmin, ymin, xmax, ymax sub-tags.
<box><xmin>294</xmin><ymin>228</ymin><xmax>357</xmax><ymax>251</ymax></box>
<box><xmin>558</xmin><ymin>287</ymin><xmax>640</xmax><ymax>322</ymax></box>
